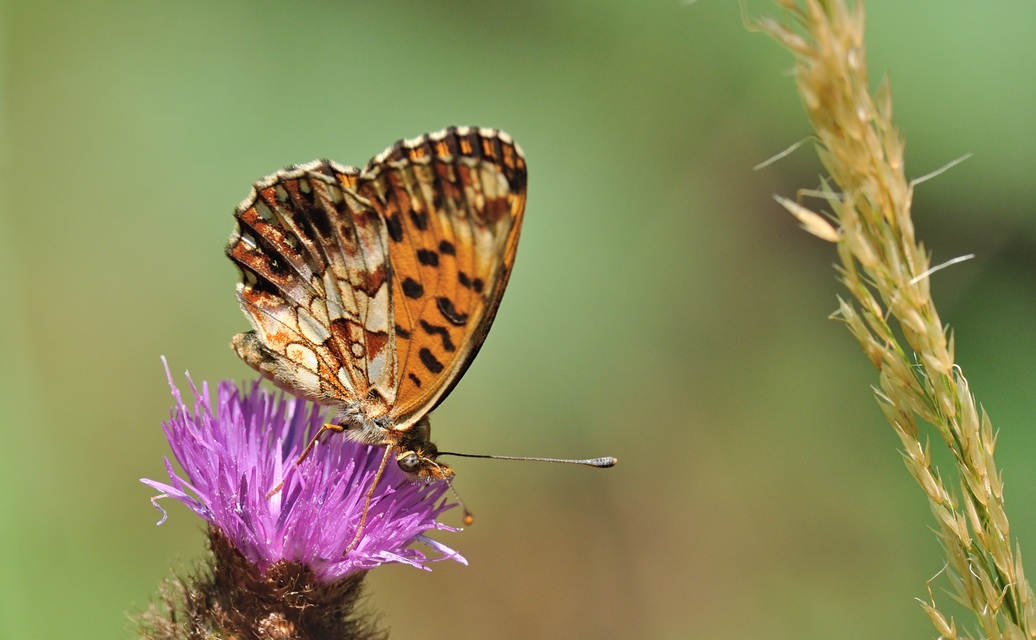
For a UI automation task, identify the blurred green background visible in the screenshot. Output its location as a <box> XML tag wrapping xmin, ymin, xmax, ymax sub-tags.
<box><xmin>4</xmin><ymin>1</ymin><xmax>1036</xmax><ymax>638</ymax></box>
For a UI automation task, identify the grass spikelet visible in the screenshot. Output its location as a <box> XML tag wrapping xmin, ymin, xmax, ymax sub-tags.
<box><xmin>758</xmin><ymin>2</ymin><xmax>1036</xmax><ymax>636</ymax></box>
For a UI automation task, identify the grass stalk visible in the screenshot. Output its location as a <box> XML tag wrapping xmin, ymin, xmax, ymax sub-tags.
<box><xmin>758</xmin><ymin>2</ymin><xmax>1035</xmax><ymax>637</ymax></box>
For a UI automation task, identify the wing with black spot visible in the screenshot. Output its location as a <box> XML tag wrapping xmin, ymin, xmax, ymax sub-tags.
<box><xmin>355</xmin><ymin>126</ymin><xmax>527</xmax><ymax>430</ymax></box>
<box><xmin>227</xmin><ymin>160</ymin><xmax>398</xmax><ymax>409</ymax></box>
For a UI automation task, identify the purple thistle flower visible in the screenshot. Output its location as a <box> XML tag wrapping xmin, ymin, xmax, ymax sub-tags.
<box><xmin>142</xmin><ymin>360</ymin><xmax>465</xmax><ymax>582</ymax></box>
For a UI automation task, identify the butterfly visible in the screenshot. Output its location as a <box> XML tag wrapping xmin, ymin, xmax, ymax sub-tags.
<box><xmin>226</xmin><ymin>127</ymin><xmax>526</xmax><ymax>487</ymax></box>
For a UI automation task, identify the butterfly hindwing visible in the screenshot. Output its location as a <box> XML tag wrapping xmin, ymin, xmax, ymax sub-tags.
<box><xmin>227</xmin><ymin>161</ymin><xmax>397</xmax><ymax>409</ymax></box>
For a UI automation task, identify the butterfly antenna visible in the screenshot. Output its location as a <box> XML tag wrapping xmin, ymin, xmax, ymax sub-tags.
<box><xmin>265</xmin><ymin>423</ymin><xmax>344</xmax><ymax>500</ymax></box>
<box><xmin>433</xmin><ymin>453</ymin><xmax>614</xmax><ymax>525</ymax></box>
<box><xmin>437</xmin><ymin>452</ymin><xmax>618</xmax><ymax>468</ymax></box>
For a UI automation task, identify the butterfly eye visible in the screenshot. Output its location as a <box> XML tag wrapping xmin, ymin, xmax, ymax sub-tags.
<box><xmin>397</xmin><ymin>452</ymin><xmax>421</xmax><ymax>474</ymax></box>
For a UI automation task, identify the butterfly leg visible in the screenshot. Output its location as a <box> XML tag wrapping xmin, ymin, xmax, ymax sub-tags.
<box><xmin>296</xmin><ymin>423</ymin><xmax>345</xmax><ymax>465</ymax></box>
<box><xmin>265</xmin><ymin>423</ymin><xmax>345</xmax><ymax>499</ymax></box>
<box><xmin>344</xmin><ymin>444</ymin><xmax>393</xmax><ymax>555</ymax></box>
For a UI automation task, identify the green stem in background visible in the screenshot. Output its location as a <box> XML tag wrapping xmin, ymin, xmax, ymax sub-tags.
<box><xmin>758</xmin><ymin>2</ymin><xmax>1035</xmax><ymax>637</ymax></box>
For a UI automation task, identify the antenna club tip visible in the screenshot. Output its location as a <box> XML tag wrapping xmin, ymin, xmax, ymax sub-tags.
<box><xmin>462</xmin><ymin>513</ymin><xmax>475</xmax><ymax>526</ymax></box>
<box><xmin>595</xmin><ymin>456</ymin><xmax>618</xmax><ymax>467</ymax></box>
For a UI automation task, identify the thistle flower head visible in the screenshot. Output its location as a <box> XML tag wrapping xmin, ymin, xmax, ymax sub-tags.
<box><xmin>142</xmin><ymin>361</ymin><xmax>465</xmax><ymax>582</ymax></box>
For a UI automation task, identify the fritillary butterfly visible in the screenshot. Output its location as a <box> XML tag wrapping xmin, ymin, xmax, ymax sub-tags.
<box><xmin>226</xmin><ymin>126</ymin><xmax>526</xmax><ymax>483</ymax></box>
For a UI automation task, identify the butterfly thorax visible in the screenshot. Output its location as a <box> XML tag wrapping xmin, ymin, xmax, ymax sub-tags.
<box><xmin>333</xmin><ymin>404</ymin><xmax>454</xmax><ymax>481</ymax></box>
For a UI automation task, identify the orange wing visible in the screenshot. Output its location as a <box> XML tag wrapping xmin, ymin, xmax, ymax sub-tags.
<box><xmin>226</xmin><ymin>127</ymin><xmax>526</xmax><ymax>432</ymax></box>
<box><xmin>355</xmin><ymin>127</ymin><xmax>526</xmax><ymax>430</ymax></box>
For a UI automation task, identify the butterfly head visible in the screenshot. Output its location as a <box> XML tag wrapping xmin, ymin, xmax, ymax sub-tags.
<box><xmin>394</xmin><ymin>444</ymin><xmax>454</xmax><ymax>480</ymax></box>
<box><xmin>394</xmin><ymin>415</ymin><xmax>455</xmax><ymax>480</ymax></box>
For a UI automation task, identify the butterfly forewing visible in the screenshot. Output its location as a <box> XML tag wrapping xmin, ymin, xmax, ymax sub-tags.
<box><xmin>356</xmin><ymin>128</ymin><xmax>527</xmax><ymax>429</ymax></box>
<box><xmin>227</xmin><ymin>127</ymin><xmax>526</xmax><ymax>437</ymax></box>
